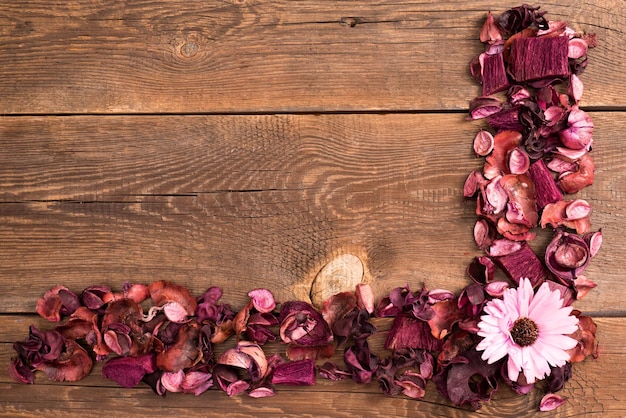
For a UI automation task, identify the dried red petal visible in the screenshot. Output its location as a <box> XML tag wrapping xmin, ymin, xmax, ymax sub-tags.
<box><xmin>480</xmin><ymin>11</ymin><xmax>503</xmax><ymax>44</ymax></box>
<box><xmin>557</xmin><ymin>154</ymin><xmax>595</xmax><ymax>194</ymax></box>
<box><xmin>385</xmin><ymin>314</ymin><xmax>442</xmax><ymax>352</ymax></box>
<box><xmin>500</xmin><ymin>174</ymin><xmax>538</xmax><ymax>228</ymax></box>
<box><xmin>36</xmin><ymin>285</ymin><xmax>80</xmax><ymax>322</ymax></box>
<box><xmin>156</xmin><ymin>323</ymin><xmax>201</xmax><ymax>372</ymax></box>
<box><xmin>35</xmin><ymin>340</ymin><xmax>93</xmax><ymax>382</ymax></box>
<box><xmin>545</xmin><ymin>230</ymin><xmax>590</xmax><ymax>281</ymax></box>
<box><xmin>149</xmin><ymin>280</ymin><xmax>197</xmax><ymax>318</ymax></box>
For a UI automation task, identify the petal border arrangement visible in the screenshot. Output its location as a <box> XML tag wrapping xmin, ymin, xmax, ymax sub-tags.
<box><xmin>9</xmin><ymin>4</ymin><xmax>600</xmax><ymax>412</ymax></box>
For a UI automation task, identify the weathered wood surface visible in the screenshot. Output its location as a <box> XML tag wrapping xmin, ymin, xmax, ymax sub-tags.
<box><xmin>1</xmin><ymin>0</ymin><xmax>625</xmax><ymax>416</ymax></box>
<box><xmin>0</xmin><ymin>0</ymin><xmax>623</xmax><ymax>114</ymax></box>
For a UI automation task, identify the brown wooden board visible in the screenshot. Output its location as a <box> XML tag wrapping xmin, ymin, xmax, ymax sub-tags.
<box><xmin>0</xmin><ymin>0</ymin><xmax>623</xmax><ymax>114</ymax></box>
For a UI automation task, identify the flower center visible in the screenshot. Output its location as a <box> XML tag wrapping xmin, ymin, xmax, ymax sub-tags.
<box><xmin>510</xmin><ymin>317</ymin><xmax>539</xmax><ymax>347</ymax></box>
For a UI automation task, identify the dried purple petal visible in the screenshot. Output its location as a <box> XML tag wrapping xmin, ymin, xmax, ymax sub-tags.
<box><xmin>507</xmin><ymin>147</ymin><xmax>530</xmax><ymax>174</ymax></box>
<box><xmin>487</xmin><ymin>106</ymin><xmax>523</xmax><ymax>132</ymax></box>
<box><xmin>81</xmin><ymin>285</ymin><xmax>111</xmax><ymax>312</ymax></box>
<box><xmin>271</xmin><ymin>359</ymin><xmax>316</xmax><ymax>386</ymax></box>
<box><xmin>385</xmin><ymin>314</ymin><xmax>442</xmax><ymax>352</ymax></box>
<box><xmin>492</xmin><ymin>241</ymin><xmax>547</xmax><ymax>286</ymax></box>
<box><xmin>355</xmin><ymin>283</ymin><xmax>375</xmax><ymax>314</ymax></box>
<box><xmin>527</xmin><ymin>159</ymin><xmax>562</xmax><ymax>209</ymax></box>
<box><xmin>559</xmin><ymin>106</ymin><xmax>594</xmax><ymax>150</ymax></box>
<box><xmin>344</xmin><ymin>340</ymin><xmax>379</xmax><ymax>384</ymax></box>
<box><xmin>102</xmin><ymin>353</ymin><xmax>156</xmax><ymax>388</ymax></box>
<box><xmin>279</xmin><ymin>301</ymin><xmax>333</xmax><ymax>347</ymax></box>
<box><xmin>509</xmin><ymin>36</ymin><xmax>570</xmax><ymax>82</ymax></box>
<box><xmin>482</xmin><ymin>52</ymin><xmax>509</xmax><ymax>96</ymax></box>
<box><xmin>156</xmin><ymin>322</ymin><xmax>201</xmax><ymax>372</ymax></box>
<box><xmin>466</xmin><ymin>256</ymin><xmax>496</xmax><ymax>284</ymax></box>
<box><xmin>584</xmin><ymin>229</ymin><xmax>603</xmax><ymax>257</ymax></box>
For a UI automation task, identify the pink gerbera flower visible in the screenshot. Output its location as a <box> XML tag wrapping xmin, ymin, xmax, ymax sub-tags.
<box><xmin>476</xmin><ymin>278</ymin><xmax>579</xmax><ymax>383</ymax></box>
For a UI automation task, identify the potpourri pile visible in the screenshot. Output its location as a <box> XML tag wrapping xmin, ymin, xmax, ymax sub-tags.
<box><xmin>9</xmin><ymin>4</ymin><xmax>600</xmax><ymax>412</ymax></box>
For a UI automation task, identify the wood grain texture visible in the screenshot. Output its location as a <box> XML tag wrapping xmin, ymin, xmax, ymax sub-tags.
<box><xmin>1</xmin><ymin>113</ymin><xmax>623</xmax><ymax>314</ymax></box>
<box><xmin>0</xmin><ymin>0</ymin><xmax>624</xmax><ymax>114</ymax></box>
<box><xmin>0</xmin><ymin>316</ymin><xmax>623</xmax><ymax>417</ymax></box>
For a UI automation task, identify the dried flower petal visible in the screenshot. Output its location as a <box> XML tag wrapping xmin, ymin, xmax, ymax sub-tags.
<box><xmin>509</xmin><ymin>36</ymin><xmax>570</xmax><ymax>82</ymax></box>
<box><xmin>527</xmin><ymin>159</ymin><xmax>562</xmax><ymax>209</ymax></box>
<box><xmin>480</xmin><ymin>11</ymin><xmax>503</xmax><ymax>44</ymax></box>
<box><xmin>102</xmin><ymin>353</ymin><xmax>156</xmax><ymax>388</ymax></box>
<box><xmin>473</xmin><ymin>130</ymin><xmax>495</xmax><ymax>156</ymax></box>
<box><xmin>271</xmin><ymin>359</ymin><xmax>316</xmax><ymax>386</ymax></box>
<box><xmin>540</xmin><ymin>393</ymin><xmax>568</xmax><ymax>411</ymax></box>
<box><xmin>36</xmin><ymin>285</ymin><xmax>80</xmax><ymax>322</ymax></box>
<box><xmin>545</xmin><ymin>230</ymin><xmax>590</xmax><ymax>281</ymax></box>
<box><xmin>35</xmin><ymin>340</ymin><xmax>93</xmax><ymax>382</ymax></box>
<box><xmin>248</xmin><ymin>288</ymin><xmax>276</xmax><ymax>314</ymax></box>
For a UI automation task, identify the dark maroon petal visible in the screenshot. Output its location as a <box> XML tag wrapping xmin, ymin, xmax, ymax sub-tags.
<box><xmin>279</xmin><ymin>301</ymin><xmax>332</xmax><ymax>347</ymax></box>
<box><xmin>385</xmin><ymin>314</ymin><xmax>442</xmax><ymax>352</ymax></box>
<box><xmin>271</xmin><ymin>359</ymin><xmax>316</xmax><ymax>386</ymax></box>
<box><xmin>81</xmin><ymin>285</ymin><xmax>111</xmax><ymax>312</ymax></box>
<box><xmin>487</xmin><ymin>106</ymin><xmax>523</xmax><ymax>131</ymax></box>
<box><xmin>433</xmin><ymin>349</ymin><xmax>500</xmax><ymax>409</ymax></box>
<box><xmin>344</xmin><ymin>340</ymin><xmax>379</xmax><ymax>384</ymax></box>
<box><xmin>8</xmin><ymin>357</ymin><xmax>35</xmax><ymax>384</ymax></box>
<box><xmin>498</xmin><ymin>4</ymin><xmax>547</xmax><ymax>35</ymax></box>
<box><xmin>466</xmin><ymin>256</ymin><xmax>496</xmax><ymax>284</ymax></box>
<box><xmin>546</xmin><ymin>363</ymin><xmax>572</xmax><ymax>393</ymax></box>
<box><xmin>318</xmin><ymin>361</ymin><xmax>351</xmax><ymax>381</ymax></box>
<box><xmin>321</xmin><ymin>291</ymin><xmax>357</xmax><ymax>330</ymax></box>
<box><xmin>102</xmin><ymin>354</ymin><xmax>157</xmax><ymax>388</ymax></box>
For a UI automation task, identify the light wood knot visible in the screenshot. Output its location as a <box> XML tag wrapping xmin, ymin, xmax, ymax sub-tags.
<box><xmin>180</xmin><ymin>42</ymin><xmax>198</xmax><ymax>58</ymax></box>
<box><xmin>310</xmin><ymin>254</ymin><xmax>364</xmax><ymax>308</ymax></box>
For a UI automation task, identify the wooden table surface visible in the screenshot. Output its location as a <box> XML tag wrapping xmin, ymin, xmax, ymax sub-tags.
<box><xmin>1</xmin><ymin>1</ymin><xmax>624</xmax><ymax>416</ymax></box>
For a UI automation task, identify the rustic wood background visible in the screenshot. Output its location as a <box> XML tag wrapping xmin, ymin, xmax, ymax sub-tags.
<box><xmin>1</xmin><ymin>1</ymin><xmax>624</xmax><ymax>416</ymax></box>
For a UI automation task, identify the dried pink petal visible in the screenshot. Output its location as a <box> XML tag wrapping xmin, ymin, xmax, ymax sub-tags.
<box><xmin>473</xmin><ymin>130</ymin><xmax>494</xmax><ymax>156</ymax></box>
<box><xmin>559</xmin><ymin>107</ymin><xmax>594</xmax><ymax>150</ymax></box>
<box><xmin>484</xmin><ymin>281</ymin><xmax>510</xmax><ymax>297</ymax></box>
<box><xmin>463</xmin><ymin>169</ymin><xmax>486</xmax><ymax>198</ymax></box>
<box><xmin>584</xmin><ymin>229</ymin><xmax>603</xmax><ymax>257</ymax></box>
<box><xmin>469</xmin><ymin>97</ymin><xmax>503</xmax><ymax>119</ymax></box>
<box><xmin>507</xmin><ymin>147</ymin><xmax>530</xmax><ymax>174</ymax></box>
<box><xmin>573</xmin><ymin>275</ymin><xmax>597</xmax><ymax>299</ymax></box>
<box><xmin>540</xmin><ymin>393</ymin><xmax>568</xmax><ymax>411</ymax></box>
<box><xmin>541</xmin><ymin>200</ymin><xmax>591</xmax><ymax>234</ymax></box>
<box><xmin>123</xmin><ymin>282</ymin><xmax>150</xmax><ymax>304</ymax></box>
<box><xmin>500</xmin><ymin>174</ymin><xmax>538</xmax><ymax>228</ymax></box>
<box><xmin>480</xmin><ymin>11</ymin><xmax>502</xmax><ymax>44</ymax></box>
<box><xmin>355</xmin><ymin>283</ymin><xmax>375</xmax><ymax>314</ymax></box>
<box><xmin>248</xmin><ymin>288</ymin><xmax>276</xmax><ymax>313</ymax></box>
<box><xmin>483</xmin><ymin>175</ymin><xmax>508</xmax><ymax>215</ymax></box>
<box><xmin>568</xmin><ymin>74</ymin><xmax>584</xmax><ymax>102</ymax></box>
<box><xmin>466</xmin><ymin>256</ymin><xmax>496</xmax><ymax>285</ymax></box>
<box><xmin>248</xmin><ymin>387</ymin><xmax>276</xmax><ymax>398</ymax></box>
<box><xmin>568</xmin><ymin>37</ymin><xmax>588</xmax><ymax>59</ymax></box>
<box><xmin>473</xmin><ymin>219</ymin><xmax>496</xmax><ymax>249</ymax></box>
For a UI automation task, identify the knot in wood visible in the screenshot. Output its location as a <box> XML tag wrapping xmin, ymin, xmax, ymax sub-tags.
<box><xmin>310</xmin><ymin>254</ymin><xmax>364</xmax><ymax>308</ymax></box>
<box><xmin>180</xmin><ymin>42</ymin><xmax>198</xmax><ymax>58</ymax></box>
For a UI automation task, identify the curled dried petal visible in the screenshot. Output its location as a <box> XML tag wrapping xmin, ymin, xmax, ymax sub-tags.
<box><xmin>480</xmin><ymin>11</ymin><xmax>502</xmax><ymax>44</ymax></box>
<box><xmin>35</xmin><ymin>340</ymin><xmax>93</xmax><ymax>382</ymax></box>
<box><xmin>149</xmin><ymin>280</ymin><xmax>197</xmax><ymax>319</ymax></box>
<box><xmin>36</xmin><ymin>285</ymin><xmax>80</xmax><ymax>322</ymax></box>
<box><xmin>248</xmin><ymin>288</ymin><xmax>276</xmax><ymax>314</ymax></box>
<box><xmin>557</xmin><ymin>154</ymin><xmax>595</xmax><ymax>194</ymax></box>
<box><xmin>540</xmin><ymin>393</ymin><xmax>568</xmax><ymax>411</ymax></box>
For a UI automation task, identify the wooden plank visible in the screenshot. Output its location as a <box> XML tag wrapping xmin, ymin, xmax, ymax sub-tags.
<box><xmin>0</xmin><ymin>0</ymin><xmax>623</xmax><ymax>114</ymax></box>
<box><xmin>0</xmin><ymin>113</ymin><xmax>622</xmax><ymax>314</ymax></box>
<box><xmin>0</xmin><ymin>316</ymin><xmax>622</xmax><ymax>417</ymax></box>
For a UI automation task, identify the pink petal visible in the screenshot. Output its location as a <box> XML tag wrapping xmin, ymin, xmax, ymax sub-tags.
<box><xmin>540</xmin><ymin>393</ymin><xmax>568</xmax><ymax>411</ymax></box>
